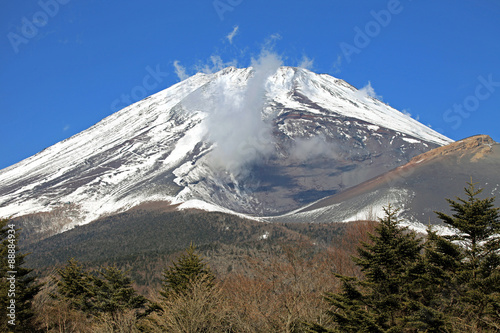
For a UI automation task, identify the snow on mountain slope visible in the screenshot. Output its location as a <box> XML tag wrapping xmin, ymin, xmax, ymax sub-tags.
<box><xmin>0</xmin><ymin>73</ymin><xmax>212</xmax><ymax>221</ymax></box>
<box><xmin>269</xmin><ymin>68</ymin><xmax>450</xmax><ymax>146</ymax></box>
<box><xmin>0</xmin><ymin>65</ymin><xmax>452</xmax><ymax>237</ymax></box>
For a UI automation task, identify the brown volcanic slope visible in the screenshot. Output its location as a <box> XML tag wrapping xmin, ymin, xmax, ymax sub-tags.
<box><xmin>270</xmin><ymin>135</ymin><xmax>500</xmax><ymax>226</ymax></box>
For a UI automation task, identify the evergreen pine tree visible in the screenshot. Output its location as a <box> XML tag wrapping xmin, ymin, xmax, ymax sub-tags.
<box><xmin>55</xmin><ymin>258</ymin><xmax>96</xmax><ymax>314</ymax></box>
<box><xmin>432</xmin><ymin>180</ymin><xmax>500</xmax><ymax>330</ymax></box>
<box><xmin>0</xmin><ymin>218</ymin><xmax>41</xmax><ymax>332</ymax></box>
<box><xmin>56</xmin><ymin>259</ymin><xmax>148</xmax><ymax>319</ymax></box>
<box><xmin>160</xmin><ymin>243</ymin><xmax>215</xmax><ymax>300</ymax></box>
<box><xmin>312</xmin><ymin>205</ymin><xmax>445</xmax><ymax>332</ymax></box>
<box><xmin>93</xmin><ymin>266</ymin><xmax>147</xmax><ymax>315</ymax></box>
<box><xmin>422</xmin><ymin>227</ymin><xmax>463</xmax><ymax>329</ymax></box>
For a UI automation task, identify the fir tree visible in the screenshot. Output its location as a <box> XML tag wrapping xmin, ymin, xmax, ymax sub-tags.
<box><xmin>93</xmin><ymin>265</ymin><xmax>147</xmax><ymax>315</ymax></box>
<box><xmin>160</xmin><ymin>243</ymin><xmax>215</xmax><ymax>300</ymax></box>
<box><xmin>432</xmin><ymin>180</ymin><xmax>500</xmax><ymax>330</ymax></box>
<box><xmin>55</xmin><ymin>259</ymin><xmax>147</xmax><ymax>319</ymax></box>
<box><xmin>312</xmin><ymin>205</ymin><xmax>446</xmax><ymax>332</ymax></box>
<box><xmin>422</xmin><ymin>226</ymin><xmax>464</xmax><ymax>330</ymax></box>
<box><xmin>55</xmin><ymin>258</ymin><xmax>96</xmax><ymax>314</ymax></box>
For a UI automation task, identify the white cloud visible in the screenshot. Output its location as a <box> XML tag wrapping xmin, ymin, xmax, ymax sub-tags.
<box><xmin>63</xmin><ymin>124</ymin><xmax>70</xmax><ymax>132</ymax></box>
<box><xmin>269</xmin><ymin>33</ymin><xmax>281</xmax><ymax>41</ymax></box>
<box><xmin>290</xmin><ymin>135</ymin><xmax>339</xmax><ymax>162</ymax></box>
<box><xmin>195</xmin><ymin>55</ymin><xmax>238</xmax><ymax>74</ymax></box>
<box><xmin>201</xmin><ymin>50</ymin><xmax>283</xmax><ymax>177</ymax></box>
<box><xmin>226</xmin><ymin>26</ymin><xmax>239</xmax><ymax>44</ymax></box>
<box><xmin>173</xmin><ymin>60</ymin><xmax>189</xmax><ymax>81</ymax></box>
<box><xmin>298</xmin><ymin>56</ymin><xmax>314</xmax><ymax>70</ymax></box>
<box><xmin>332</xmin><ymin>54</ymin><xmax>342</xmax><ymax>74</ymax></box>
<box><xmin>402</xmin><ymin>109</ymin><xmax>420</xmax><ymax>121</ymax></box>
<box><xmin>262</xmin><ymin>33</ymin><xmax>282</xmax><ymax>51</ymax></box>
<box><xmin>356</xmin><ymin>81</ymin><xmax>382</xmax><ymax>101</ymax></box>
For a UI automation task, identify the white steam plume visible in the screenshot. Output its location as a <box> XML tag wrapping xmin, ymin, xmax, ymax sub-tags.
<box><xmin>290</xmin><ymin>136</ymin><xmax>340</xmax><ymax>162</ymax></box>
<box><xmin>195</xmin><ymin>55</ymin><xmax>238</xmax><ymax>74</ymax></box>
<box><xmin>226</xmin><ymin>26</ymin><xmax>239</xmax><ymax>44</ymax></box>
<box><xmin>202</xmin><ymin>51</ymin><xmax>283</xmax><ymax>177</ymax></box>
<box><xmin>298</xmin><ymin>56</ymin><xmax>314</xmax><ymax>70</ymax></box>
<box><xmin>332</xmin><ymin>54</ymin><xmax>342</xmax><ymax>74</ymax></box>
<box><xmin>355</xmin><ymin>81</ymin><xmax>382</xmax><ymax>101</ymax></box>
<box><xmin>173</xmin><ymin>60</ymin><xmax>189</xmax><ymax>81</ymax></box>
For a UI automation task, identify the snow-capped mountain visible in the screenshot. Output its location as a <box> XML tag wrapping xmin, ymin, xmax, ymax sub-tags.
<box><xmin>269</xmin><ymin>135</ymin><xmax>500</xmax><ymax>234</ymax></box>
<box><xmin>0</xmin><ymin>65</ymin><xmax>452</xmax><ymax>238</ymax></box>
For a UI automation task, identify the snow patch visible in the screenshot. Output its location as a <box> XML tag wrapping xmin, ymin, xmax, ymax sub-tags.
<box><xmin>402</xmin><ymin>137</ymin><xmax>421</xmax><ymax>144</ymax></box>
<box><xmin>259</xmin><ymin>231</ymin><xmax>270</xmax><ymax>240</ymax></box>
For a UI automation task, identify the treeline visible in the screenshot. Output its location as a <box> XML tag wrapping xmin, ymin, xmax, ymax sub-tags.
<box><xmin>23</xmin><ymin>209</ymin><xmax>349</xmax><ymax>288</ymax></box>
<box><xmin>1</xmin><ymin>181</ymin><xmax>499</xmax><ymax>332</ymax></box>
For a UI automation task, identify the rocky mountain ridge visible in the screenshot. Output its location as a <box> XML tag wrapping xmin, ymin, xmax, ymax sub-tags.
<box><xmin>271</xmin><ymin>135</ymin><xmax>499</xmax><ymax>233</ymax></box>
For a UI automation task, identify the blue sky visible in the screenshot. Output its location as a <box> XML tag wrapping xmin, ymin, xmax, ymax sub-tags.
<box><xmin>1</xmin><ymin>0</ymin><xmax>499</xmax><ymax>169</ymax></box>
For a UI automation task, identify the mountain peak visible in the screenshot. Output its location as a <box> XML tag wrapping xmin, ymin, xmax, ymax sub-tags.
<box><xmin>2</xmin><ymin>66</ymin><xmax>455</xmax><ymax>240</ymax></box>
